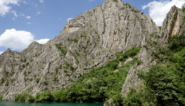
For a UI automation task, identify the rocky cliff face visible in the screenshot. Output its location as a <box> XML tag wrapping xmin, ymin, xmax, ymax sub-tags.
<box><xmin>120</xmin><ymin>5</ymin><xmax>185</xmax><ymax>96</ymax></box>
<box><xmin>160</xmin><ymin>6</ymin><xmax>185</xmax><ymax>42</ymax></box>
<box><xmin>0</xmin><ymin>0</ymin><xmax>181</xmax><ymax>103</ymax></box>
<box><xmin>104</xmin><ymin>5</ymin><xmax>185</xmax><ymax>106</ymax></box>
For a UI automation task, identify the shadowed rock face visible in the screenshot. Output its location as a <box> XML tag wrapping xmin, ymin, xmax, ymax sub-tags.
<box><xmin>120</xmin><ymin>5</ymin><xmax>185</xmax><ymax>97</ymax></box>
<box><xmin>0</xmin><ymin>0</ymin><xmax>176</xmax><ymax>102</ymax></box>
<box><xmin>160</xmin><ymin>6</ymin><xmax>185</xmax><ymax>43</ymax></box>
<box><xmin>103</xmin><ymin>4</ymin><xmax>185</xmax><ymax>106</ymax></box>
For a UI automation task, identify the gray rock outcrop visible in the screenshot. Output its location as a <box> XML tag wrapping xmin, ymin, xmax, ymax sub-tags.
<box><xmin>1</xmin><ymin>0</ymin><xmax>184</xmax><ymax>104</ymax></box>
<box><xmin>105</xmin><ymin>2</ymin><xmax>185</xmax><ymax>106</ymax></box>
<box><xmin>120</xmin><ymin>4</ymin><xmax>185</xmax><ymax>98</ymax></box>
<box><xmin>160</xmin><ymin>5</ymin><xmax>185</xmax><ymax>44</ymax></box>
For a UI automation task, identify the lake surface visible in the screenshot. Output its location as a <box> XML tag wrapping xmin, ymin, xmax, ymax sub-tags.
<box><xmin>0</xmin><ymin>101</ymin><xmax>103</xmax><ymax>106</ymax></box>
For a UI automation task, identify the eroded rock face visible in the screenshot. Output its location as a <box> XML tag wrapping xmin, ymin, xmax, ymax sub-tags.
<box><xmin>160</xmin><ymin>6</ymin><xmax>185</xmax><ymax>44</ymax></box>
<box><xmin>0</xmin><ymin>0</ymin><xmax>159</xmax><ymax>101</ymax></box>
<box><xmin>105</xmin><ymin>4</ymin><xmax>185</xmax><ymax>106</ymax></box>
<box><xmin>120</xmin><ymin>5</ymin><xmax>185</xmax><ymax>97</ymax></box>
<box><xmin>121</xmin><ymin>47</ymin><xmax>156</xmax><ymax>95</ymax></box>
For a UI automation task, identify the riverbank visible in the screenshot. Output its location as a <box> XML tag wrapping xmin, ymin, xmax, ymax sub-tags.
<box><xmin>0</xmin><ymin>101</ymin><xmax>103</xmax><ymax>106</ymax></box>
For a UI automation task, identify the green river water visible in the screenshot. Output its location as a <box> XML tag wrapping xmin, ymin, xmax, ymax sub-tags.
<box><xmin>0</xmin><ymin>101</ymin><xmax>103</xmax><ymax>106</ymax></box>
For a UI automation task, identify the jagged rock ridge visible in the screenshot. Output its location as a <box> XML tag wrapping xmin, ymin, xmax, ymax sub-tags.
<box><xmin>1</xmin><ymin>0</ymin><xmax>181</xmax><ymax>102</ymax></box>
<box><xmin>120</xmin><ymin>4</ymin><xmax>185</xmax><ymax>96</ymax></box>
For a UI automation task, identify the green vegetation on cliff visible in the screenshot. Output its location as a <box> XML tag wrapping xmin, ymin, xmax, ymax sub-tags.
<box><xmin>14</xmin><ymin>35</ymin><xmax>185</xmax><ymax>106</ymax></box>
<box><xmin>123</xmin><ymin>35</ymin><xmax>185</xmax><ymax>106</ymax></box>
<box><xmin>15</xmin><ymin>46</ymin><xmax>141</xmax><ymax>104</ymax></box>
<box><xmin>0</xmin><ymin>95</ymin><xmax>3</xmax><ymax>101</ymax></box>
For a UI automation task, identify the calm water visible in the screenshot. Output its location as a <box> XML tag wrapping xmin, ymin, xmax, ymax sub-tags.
<box><xmin>0</xmin><ymin>101</ymin><xmax>103</xmax><ymax>106</ymax></box>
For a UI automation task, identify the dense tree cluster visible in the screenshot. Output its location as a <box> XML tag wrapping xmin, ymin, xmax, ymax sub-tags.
<box><xmin>123</xmin><ymin>35</ymin><xmax>185</xmax><ymax>106</ymax></box>
<box><xmin>14</xmin><ymin>35</ymin><xmax>185</xmax><ymax>106</ymax></box>
<box><xmin>15</xmin><ymin>47</ymin><xmax>141</xmax><ymax>104</ymax></box>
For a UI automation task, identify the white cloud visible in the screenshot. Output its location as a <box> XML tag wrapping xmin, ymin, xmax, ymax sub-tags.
<box><xmin>11</xmin><ymin>10</ymin><xmax>17</xmax><ymax>20</ymax></box>
<box><xmin>39</xmin><ymin>0</ymin><xmax>44</xmax><ymax>3</ymax></box>
<box><xmin>0</xmin><ymin>51</ymin><xmax>3</xmax><ymax>54</ymax></box>
<box><xmin>37</xmin><ymin>11</ymin><xmax>41</xmax><ymax>15</ymax></box>
<box><xmin>0</xmin><ymin>29</ymin><xmax>34</xmax><ymax>50</ymax></box>
<box><xmin>27</xmin><ymin>22</ymin><xmax>33</xmax><ymax>24</ymax></box>
<box><xmin>20</xmin><ymin>12</ymin><xmax>24</xmax><ymax>16</ymax></box>
<box><xmin>142</xmin><ymin>0</ymin><xmax>185</xmax><ymax>26</ymax></box>
<box><xmin>19</xmin><ymin>12</ymin><xmax>31</xmax><ymax>19</ymax></box>
<box><xmin>34</xmin><ymin>4</ymin><xmax>38</xmax><ymax>7</ymax></box>
<box><xmin>0</xmin><ymin>0</ymin><xmax>19</xmax><ymax>16</ymax></box>
<box><xmin>67</xmin><ymin>18</ymin><xmax>73</xmax><ymax>22</ymax></box>
<box><xmin>27</xmin><ymin>16</ymin><xmax>30</xmax><ymax>19</ymax></box>
<box><xmin>0</xmin><ymin>29</ymin><xmax>50</xmax><ymax>50</ymax></box>
<box><xmin>35</xmin><ymin>39</ymin><xmax>50</xmax><ymax>44</ymax></box>
<box><xmin>11</xmin><ymin>10</ymin><xmax>17</xmax><ymax>17</ymax></box>
<box><xmin>21</xmin><ymin>1</ymin><xmax>28</xmax><ymax>4</ymax></box>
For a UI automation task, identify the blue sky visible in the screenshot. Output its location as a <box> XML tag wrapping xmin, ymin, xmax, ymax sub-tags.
<box><xmin>0</xmin><ymin>0</ymin><xmax>184</xmax><ymax>54</ymax></box>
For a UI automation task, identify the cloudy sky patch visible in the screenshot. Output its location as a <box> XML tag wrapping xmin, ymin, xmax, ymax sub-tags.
<box><xmin>142</xmin><ymin>0</ymin><xmax>185</xmax><ymax>26</ymax></box>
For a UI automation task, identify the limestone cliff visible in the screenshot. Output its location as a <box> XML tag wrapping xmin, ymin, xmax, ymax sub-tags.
<box><xmin>0</xmin><ymin>0</ymin><xmax>181</xmax><ymax>103</ymax></box>
<box><xmin>104</xmin><ymin>5</ymin><xmax>185</xmax><ymax>106</ymax></box>
<box><xmin>120</xmin><ymin>5</ymin><xmax>185</xmax><ymax>97</ymax></box>
<box><xmin>160</xmin><ymin>5</ymin><xmax>185</xmax><ymax>43</ymax></box>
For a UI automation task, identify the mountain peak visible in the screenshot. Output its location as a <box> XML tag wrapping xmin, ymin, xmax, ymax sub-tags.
<box><xmin>102</xmin><ymin>0</ymin><xmax>124</xmax><ymax>8</ymax></box>
<box><xmin>0</xmin><ymin>0</ymin><xmax>160</xmax><ymax>102</ymax></box>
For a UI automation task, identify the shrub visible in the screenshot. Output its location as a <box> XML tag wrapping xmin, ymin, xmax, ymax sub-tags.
<box><xmin>138</xmin><ymin>65</ymin><xmax>185</xmax><ymax>106</ymax></box>
<box><xmin>55</xmin><ymin>43</ymin><xmax>67</xmax><ymax>56</ymax></box>
<box><xmin>136</xmin><ymin>35</ymin><xmax>185</xmax><ymax>105</ymax></box>
<box><xmin>36</xmin><ymin>78</ymin><xmax>41</xmax><ymax>83</ymax></box>
<box><xmin>13</xmin><ymin>46</ymin><xmax>142</xmax><ymax>104</ymax></box>
<box><xmin>1</xmin><ymin>77</ymin><xmax>5</xmax><ymax>84</ymax></box>
<box><xmin>107</xmin><ymin>60</ymin><xmax>119</xmax><ymax>70</ymax></box>
<box><xmin>52</xmin><ymin>90</ymin><xmax>62</xmax><ymax>102</ymax></box>
<box><xmin>22</xmin><ymin>64</ymin><xmax>25</xmax><ymax>68</ymax></box>
<box><xmin>26</xmin><ymin>62</ymin><xmax>29</xmax><ymax>66</ymax></box>
<box><xmin>120</xmin><ymin>7</ymin><xmax>124</xmax><ymax>10</ymax></box>
<box><xmin>183</xmin><ymin>8</ymin><xmax>185</xmax><ymax>13</ymax></box>
<box><xmin>0</xmin><ymin>95</ymin><xmax>3</xmax><ymax>101</ymax></box>
<box><xmin>15</xmin><ymin>94</ymin><xmax>29</xmax><ymax>102</ymax></box>
<box><xmin>55</xmin><ymin>68</ymin><xmax>58</xmax><ymax>73</ymax></box>
<box><xmin>44</xmin><ymin>81</ymin><xmax>49</xmax><ymax>85</ymax></box>
<box><xmin>20</xmin><ymin>59</ymin><xmax>26</xmax><ymax>62</ymax></box>
<box><xmin>158</xmin><ymin>26</ymin><xmax>162</xmax><ymax>31</ymax></box>
<box><xmin>123</xmin><ymin>88</ymin><xmax>144</xmax><ymax>106</ymax></box>
<box><xmin>68</xmin><ymin>38</ymin><xmax>78</xmax><ymax>43</ymax></box>
<box><xmin>118</xmin><ymin>46</ymin><xmax>141</xmax><ymax>61</ymax></box>
<box><xmin>168</xmin><ymin>35</ymin><xmax>185</xmax><ymax>52</ymax></box>
<box><xmin>27</xmin><ymin>95</ymin><xmax>35</xmax><ymax>102</ymax></box>
<box><xmin>35</xmin><ymin>91</ymin><xmax>53</xmax><ymax>102</ymax></box>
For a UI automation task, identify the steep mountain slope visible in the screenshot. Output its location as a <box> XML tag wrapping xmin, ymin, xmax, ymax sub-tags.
<box><xmin>0</xmin><ymin>0</ymin><xmax>172</xmax><ymax>102</ymax></box>
<box><xmin>120</xmin><ymin>5</ymin><xmax>185</xmax><ymax>96</ymax></box>
<box><xmin>160</xmin><ymin>5</ymin><xmax>185</xmax><ymax>44</ymax></box>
